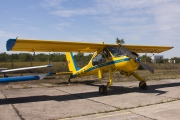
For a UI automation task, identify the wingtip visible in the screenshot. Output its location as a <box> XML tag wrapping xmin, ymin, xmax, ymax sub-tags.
<box><xmin>38</xmin><ymin>75</ymin><xmax>45</xmax><ymax>80</ymax></box>
<box><xmin>6</xmin><ymin>38</ymin><xmax>17</xmax><ymax>51</ymax></box>
<box><xmin>47</xmin><ymin>64</ymin><xmax>53</xmax><ymax>67</ymax></box>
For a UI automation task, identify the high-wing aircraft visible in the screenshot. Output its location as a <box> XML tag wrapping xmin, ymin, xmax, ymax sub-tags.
<box><xmin>6</xmin><ymin>38</ymin><xmax>173</xmax><ymax>94</ymax></box>
<box><xmin>0</xmin><ymin>64</ymin><xmax>52</xmax><ymax>83</ymax></box>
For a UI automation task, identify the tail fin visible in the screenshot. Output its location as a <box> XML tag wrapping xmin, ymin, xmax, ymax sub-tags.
<box><xmin>66</xmin><ymin>52</ymin><xmax>80</xmax><ymax>74</ymax></box>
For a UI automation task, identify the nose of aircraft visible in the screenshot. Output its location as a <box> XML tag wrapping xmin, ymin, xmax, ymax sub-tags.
<box><xmin>130</xmin><ymin>58</ymin><xmax>139</xmax><ymax>68</ymax></box>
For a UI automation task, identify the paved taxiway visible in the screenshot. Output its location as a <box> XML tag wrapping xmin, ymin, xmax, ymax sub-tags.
<box><xmin>0</xmin><ymin>79</ymin><xmax>180</xmax><ymax>120</ymax></box>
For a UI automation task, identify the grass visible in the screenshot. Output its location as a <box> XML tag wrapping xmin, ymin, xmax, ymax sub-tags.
<box><xmin>0</xmin><ymin>62</ymin><xmax>180</xmax><ymax>85</ymax></box>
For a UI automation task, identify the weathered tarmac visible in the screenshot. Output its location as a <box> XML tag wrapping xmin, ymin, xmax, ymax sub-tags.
<box><xmin>0</xmin><ymin>79</ymin><xmax>180</xmax><ymax>120</ymax></box>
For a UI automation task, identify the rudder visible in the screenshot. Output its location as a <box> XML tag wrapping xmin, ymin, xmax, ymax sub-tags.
<box><xmin>66</xmin><ymin>52</ymin><xmax>80</xmax><ymax>74</ymax></box>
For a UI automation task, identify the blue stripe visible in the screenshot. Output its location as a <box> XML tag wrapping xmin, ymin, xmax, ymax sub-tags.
<box><xmin>70</xmin><ymin>52</ymin><xmax>80</xmax><ymax>71</ymax></box>
<box><xmin>6</xmin><ymin>38</ymin><xmax>16</xmax><ymax>51</ymax></box>
<box><xmin>72</xmin><ymin>57</ymin><xmax>130</xmax><ymax>76</ymax></box>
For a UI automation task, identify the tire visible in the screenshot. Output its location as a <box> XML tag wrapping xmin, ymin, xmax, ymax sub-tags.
<box><xmin>139</xmin><ymin>81</ymin><xmax>147</xmax><ymax>89</ymax></box>
<box><xmin>99</xmin><ymin>85</ymin><xmax>107</xmax><ymax>94</ymax></box>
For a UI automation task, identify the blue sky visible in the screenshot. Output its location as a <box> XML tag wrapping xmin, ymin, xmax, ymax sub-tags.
<box><xmin>0</xmin><ymin>0</ymin><xmax>180</xmax><ymax>58</ymax></box>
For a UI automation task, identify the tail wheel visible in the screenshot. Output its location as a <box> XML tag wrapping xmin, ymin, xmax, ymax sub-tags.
<box><xmin>139</xmin><ymin>81</ymin><xmax>147</xmax><ymax>89</ymax></box>
<box><xmin>99</xmin><ymin>85</ymin><xmax>107</xmax><ymax>95</ymax></box>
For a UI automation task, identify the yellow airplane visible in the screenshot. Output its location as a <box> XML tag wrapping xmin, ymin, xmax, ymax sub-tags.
<box><xmin>6</xmin><ymin>38</ymin><xmax>173</xmax><ymax>94</ymax></box>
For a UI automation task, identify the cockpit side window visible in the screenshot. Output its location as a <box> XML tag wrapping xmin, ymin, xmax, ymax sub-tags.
<box><xmin>92</xmin><ymin>52</ymin><xmax>106</xmax><ymax>66</ymax></box>
<box><xmin>107</xmin><ymin>47</ymin><xmax>124</xmax><ymax>58</ymax></box>
<box><xmin>103</xmin><ymin>47</ymin><xmax>112</xmax><ymax>59</ymax></box>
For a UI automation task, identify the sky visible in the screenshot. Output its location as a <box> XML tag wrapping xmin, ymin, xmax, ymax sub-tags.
<box><xmin>0</xmin><ymin>0</ymin><xmax>180</xmax><ymax>58</ymax></box>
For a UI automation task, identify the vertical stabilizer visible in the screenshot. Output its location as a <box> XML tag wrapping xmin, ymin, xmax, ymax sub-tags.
<box><xmin>66</xmin><ymin>52</ymin><xmax>80</xmax><ymax>74</ymax></box>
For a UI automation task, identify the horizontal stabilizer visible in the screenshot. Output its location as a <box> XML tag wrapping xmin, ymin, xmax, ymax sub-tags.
<box><xmin>0</xmin><ymin>64</ymin><xmax>52</xmax><ymax>73</ymax></box>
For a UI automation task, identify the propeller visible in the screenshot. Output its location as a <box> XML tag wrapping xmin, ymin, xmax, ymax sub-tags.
<box><xmin>138</xmin><ymin>61</ymin><xmax>154</xmax><ymax>73</ymax></box>
<box><xmin>119</xmin><ymin>45</ymin><xmax>154</xmax><ymax>73</ymax></box>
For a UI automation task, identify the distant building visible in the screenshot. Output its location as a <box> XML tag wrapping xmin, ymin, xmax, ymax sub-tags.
<box><xmin>151</xmin><ymin>55</ymin><xmax>164</xmax><ymax>63</ymax></box>
<box><xmin>168</xmin><ymin>59</ymin><xmax>176</xmax><ymax>63</ymax></box>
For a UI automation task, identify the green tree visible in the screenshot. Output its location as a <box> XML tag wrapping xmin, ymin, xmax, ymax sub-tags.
<box><xmin>18</xmin><ymin>53</ymin><xmax>32</xmax><ymax>61</ymax></box>
<box><xmin>10</xmin><ymin>53</ymin><xmax>19</xmax><ymax>62</ymax></box>
<box><xmin>49</xmin><ymin>53</ymin><xmax>66</xmax><ymax>62</ymax></box>
<box><xmin>0</xmin><ymin>52</ymin><xmax>9</xmax><ymax>62</ymax></box>
<box><xmin>140</xmin><ymin>55</ymin><xmax>152</xmax><ymax>63</ymax></box>
<box><xmin>156</xmin><ymin>58</ymin><xmax>164</xmax><ymax>63</ymax></box>
<box><xmin>34</xmin><ymin>53</ymin><xmax>48</xmax><ymax>62</ymax></box>
<box><xmin>164</xmin><ymin>58</ymin><xmax>169</xmax><ymax>63</ymax></box>
<box><xmin>83</xmin><ymin>54</ymin><xmax>93</xmax><ymax>62</ymax></box>
<box><xmin>171</xmin><ymin>57</ymin><xmax>180</xmax><ymax>63</ymax></box>
<box><xmin>116</xmin><ymin>38</ymin><xmax>125</xmax><ymax>44</ymax></box>
<box><xmin>59</xmin><ymin>54</ymin><xmax>66</xmax><ymax>62</ymax></box>
<box><xmin>74</xmin><ymin>53</ymin><xmax>84</xmax><ymax>62</ymax></box>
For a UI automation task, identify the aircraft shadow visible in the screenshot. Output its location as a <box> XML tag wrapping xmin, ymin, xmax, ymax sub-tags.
<box><xmin>0</xmin><ymin>82</ymin><xmax>180</xmax><ymax>105</ymax></box>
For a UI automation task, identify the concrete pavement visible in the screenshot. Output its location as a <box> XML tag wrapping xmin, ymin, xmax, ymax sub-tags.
<box><xmin>0</xmin><ymin>79</ymin><xmax>180</xmax><ymax>120</ymax></box>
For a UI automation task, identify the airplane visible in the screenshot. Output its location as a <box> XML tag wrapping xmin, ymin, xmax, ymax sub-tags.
<box><xmin>0</xmin><ymin>64</ymin><xmax>52</xmax><ymax>83</ymax></box>
<box><xmin>6</xmin><ymin>38</ymin><xmax>173</xmax><ymax>94</ymax></box>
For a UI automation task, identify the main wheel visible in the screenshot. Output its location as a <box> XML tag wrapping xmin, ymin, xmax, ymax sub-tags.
<box><xmin>99</xmin><ymin>85</ymin><xmax>107</xmax><ymax>94</ymax></box>
<box><xmin>139</xmin><ymin>81</ymin><xmax>147</xmax><ymax>89</ymax></box>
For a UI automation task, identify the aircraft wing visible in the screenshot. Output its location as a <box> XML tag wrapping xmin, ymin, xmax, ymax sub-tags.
<box><xmin>7</xmin><ymin>38</ymin><xmax>173</xmax><ymax>53</ymax></box>
<box><xmin>7</xmin><ymin>38</ymin><xmax>108</xmax><ymax>52</ymax></box>
<box><xmin>122</xmin><ymin>44</ymin><xmax>173</xmax><ymax>53</ymax></box>
<box><xmin>0</xmin><ymin>64</ymin><xmax>52</xmax><ymax>73</ymax></box>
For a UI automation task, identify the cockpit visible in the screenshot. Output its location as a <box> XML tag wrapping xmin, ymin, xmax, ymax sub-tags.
<box><xmin>92</xmin><ymin>46</ymin><xmax>125</xmax><ymax>66</ymax></box>
<box><xmin>106</xmin><ymin>46</ymin><xmax>124</xmax><ymax>58</ymax></box>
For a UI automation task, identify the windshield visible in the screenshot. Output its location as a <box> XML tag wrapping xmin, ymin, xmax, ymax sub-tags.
<box><xmin>107</xmin><ymin>46</ymin><xmax>124</xmax><ymax>57</ymax></box>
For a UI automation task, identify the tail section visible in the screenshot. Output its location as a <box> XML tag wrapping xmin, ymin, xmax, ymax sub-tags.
<box><xmin>66</xmin><ymin>52</ymin><xmax>80</xmax><ymax>74</ymax></box>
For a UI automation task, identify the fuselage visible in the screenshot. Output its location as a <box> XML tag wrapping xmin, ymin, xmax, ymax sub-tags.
<box><xmin>73</xmin><ymin>45</ymin><xmax>139</xmax><ymax>77</ymax></box>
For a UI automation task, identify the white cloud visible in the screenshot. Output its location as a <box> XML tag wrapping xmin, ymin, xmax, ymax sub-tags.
<box><xmin>95</xmin><ymin>0</ymin><xmax>173</xmax><ymax>10</ymax></box>
<box><xmin>94</xmin><ymin>1</ymin><xmax>180</xmax><ymax>41</ymax></box>
<box><xmin>51</xmin><ymin>7</ymin><xmax>101</xmax><ymax>17</ymax></box>
<box><xmin>52</xmin><ymin>22</ymin><xmax>72</xmax><ymax>31</ymax></box>
<box><xmin>38</xmin><ymin>0</ymin><xmax>180</xmax><ymax>57</ymax></box>
<box><xmin>0</xmin><ymin>30</ymin><xmax>16</xmax><ymax>38</ymax></box>
<box><xmin>40</xmin><ymin>0</ymin><xmax>66</xmax><ymax>9</ymax></box>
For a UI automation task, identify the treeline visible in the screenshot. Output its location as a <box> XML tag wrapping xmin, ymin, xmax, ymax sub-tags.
<box><xmin>140</xmin><ymin>55</ymin><xmax>180</xmax><ymax>63</ymax></box>
<box><xmin>0</xmin><ymin>52</ymin><xmax>93</xmax><ymax>63</ymax></box>
<box><xmin>0</xmin><ymin>52</ymin><xmax>179</xmax><ymax>63</ymax></box>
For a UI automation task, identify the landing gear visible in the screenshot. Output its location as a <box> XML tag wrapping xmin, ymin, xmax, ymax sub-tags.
<box><xmin>99</xmin><ymin>67</ymin><xmax>112</xmax><ymax>95</ymax></box>
<box><xmin>139</xmin><ymin>81</ymin><xmax>147</xmax><ymax>89</ymax></box>
<box><xmin>99</xmin><ymin>85</ymin><xmax>107</xmax><ymax>95</ymax></box>
<box><xmin>132</xmin><ymin>72</ymin><xmax>148</xmax><ymax>89</ymax></box>
<box><xmin>68</xmin><ymin>75</ymin><xmax>73</xmax><ymax>83</ymax></box>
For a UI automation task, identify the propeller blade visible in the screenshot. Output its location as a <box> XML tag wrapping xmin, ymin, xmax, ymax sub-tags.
<box><xmin>139</xmin><ymin>61</ymin><xmax>154</xmax><ymax>73</ymax></box>
<box><xmin>119</xmin><ymin>45</ymin><xmax>136</xmax><ymax>60</ymax></box>
<box><xmin>119</xmin><ymin>44</ymin><xmax>154</xmax><ymax>73</ymax></box>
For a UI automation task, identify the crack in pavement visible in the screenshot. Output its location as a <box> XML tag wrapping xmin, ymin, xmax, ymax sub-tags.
<box><xmin>1</xmin><ymin>90</ymin><xmax>25</xmax><ymax>120</ymax></box>
<box><xmin>130</xmin><ymin>111</ymin><xmax>156</xmax><ymax>120</ymax></box>
<box><xmin>58</xmin><ymin>98</ymin><xmax>180</xmax><ymax>120</ymax></box>
<box><xmin>55</xmin><ymin>87</ymin><xmax>118</xmax><ymax>109</ymax></box>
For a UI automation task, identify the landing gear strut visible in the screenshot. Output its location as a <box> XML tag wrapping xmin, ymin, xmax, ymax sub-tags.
<box><xmin>99</xmin><ymin>67</ymin><xmax>112</xmax><ymax>95</ymax></box>
<box><xmin>132</xmin><ymin>72</ymin><xmax>148</xmax><ymax>89</ymax></box>
<box><xmin>68</xmin><ymin>75</ymin><xmax>73</xmax><ymax>83</ymax></box>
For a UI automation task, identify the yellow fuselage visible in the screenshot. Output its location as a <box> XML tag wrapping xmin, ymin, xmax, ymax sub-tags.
<box><xmin>73</xmin><ymin>56</ymin><xmax>139</xmax><ymax>78</ymax></box>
